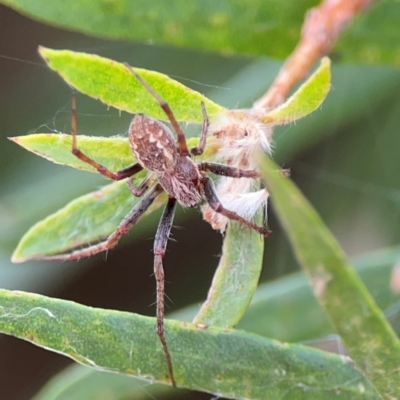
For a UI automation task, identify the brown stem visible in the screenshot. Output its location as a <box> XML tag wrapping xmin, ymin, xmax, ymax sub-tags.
<box><xmin>254</xmin><ymin>0</ymin><xmax>376</xmax><ymax>110</ymax></box>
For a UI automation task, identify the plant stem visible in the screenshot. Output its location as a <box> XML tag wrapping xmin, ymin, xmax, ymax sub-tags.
<box><xmin>254</xmin><ymin>0</ymin><xmax>376</xmax><ymax>109</ymax></box>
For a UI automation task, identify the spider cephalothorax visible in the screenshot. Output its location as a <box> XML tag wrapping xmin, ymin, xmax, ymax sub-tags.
<box><xmin>36</xmin><ymin>65</ymin><xmax>270</xmax><ymax>386</ymax></box>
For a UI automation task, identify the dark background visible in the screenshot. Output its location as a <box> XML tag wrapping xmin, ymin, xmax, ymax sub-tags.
<box><xmin>1</xmin><ymin>3</ymin><xmax>400</xmax><ymax>399</ymax></box>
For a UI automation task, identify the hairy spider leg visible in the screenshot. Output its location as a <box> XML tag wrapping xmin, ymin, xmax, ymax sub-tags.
<box><xmin>153</xmin><ymin>197</ymin><xmax>177</xmax><ymax>387</ymax></box>
<box><xmin>128</xmin><ymin>173</ymin><xmax>157</xmax><ymax>197</ymax></box>
<box><xmin>197</xmin><ymin>162</ymin><xmax>261</xmax><ymax>178</ymax></box>
<box><xmin>202</xmin><ymin>177</ymin><xmax>271</xmax><ymax>236</ymax></box>
<box><xmin>124</xmin><ymin>63</ymin><xmax>190</xmax><ymax>157</ymax></box>
<box><xmin>190</xmin><ymin>102</ymin><xmax>210</xmax><ymax>156</ymax></box>
<box><xmin>70</xmin><ymin>91</ymin><xmax>143</xmax><ymax>180</ymax></box>
<box><xmin>34</xmin><ymin>184</ymin><xmax>164</xmax><ymax>261</ymax></box>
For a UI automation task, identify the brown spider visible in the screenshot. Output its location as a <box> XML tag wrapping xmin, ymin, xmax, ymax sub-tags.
<box><xmin>38</xmin><ymin>64</ymin><xmax>270</xmax><ymax>386</ymax></box>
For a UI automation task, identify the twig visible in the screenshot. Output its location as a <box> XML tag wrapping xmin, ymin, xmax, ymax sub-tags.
<box><xmin>253</xmin><ymin>0</ymin><xmax>376</xmax><ymax>110</ymax></box>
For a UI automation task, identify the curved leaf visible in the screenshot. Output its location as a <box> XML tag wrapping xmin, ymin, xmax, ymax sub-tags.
<box><xmin>259</xmin><ymin>154</ymin><xmax>400</xmax><ymax>398</ymax></box>
<box><xmin>12</xmin><ymin>180</ymin><xmax>166</xmax><ymax>262</ymax></box>
<box><xmin>10</xmin><ymin>131</ymin><xmax>219</xmax><ymax>261</ymax></box>
<box><xmin>32</xmin><ymin>246</ymin><xmax>400</xmax><ymax>400</ymax></box>
<box><xmin>39</xmin><ymin>48</ymin><xmax>225</xmax><ymax>123</ymax></box>
<box><xmin>0</xmin><ymin>289</ymin><xmax>378</xmax><ymax>399</ymax></box>
<box><xmin>10</xmin><ymin>134</ymin><xmax>219</xmax><ymax>173</ymax></box>
<box><xmin>261</xmin><ymin>57</ymin><xmax>331</xmax><ymax>124</ymax></box>
<box><xmin>1</xmin><ymin>1</ymin><xmax>399</xmax><ymax>65</ymax></box>
<box><xmin>10</xmin><ymin>135</ymin><xmax>134</xmax><ymax>173</ymax></box>
<box><xmin>0</xmin><ymin>0</ymin><xmax>318</xmax><ymax>59</ymax></box>
<box><xmin>32</xmin><ymin>364</ymin><xmax>172</xmax><ymax>400</ymax></box>
<box><xmin>239</xmin><ymin>246</ymin><xmax>400</xmax><ymax>341</ymax></box>
<box><xmin>194</xmin><ymin>214</ymin><xmax>264</xmax><ymax>328</ymax></box>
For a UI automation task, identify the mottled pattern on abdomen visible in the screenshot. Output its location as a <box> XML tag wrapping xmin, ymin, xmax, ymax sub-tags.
<box><xmin>129</xmin><ymin>115</ymin><xmax>178</xmax><ymax>172</ymax></box>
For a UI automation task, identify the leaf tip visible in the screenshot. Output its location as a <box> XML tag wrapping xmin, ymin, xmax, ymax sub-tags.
<box><xmin>11</xmin><ymin>252</ymin><xmax>26</xmax><ymax>264</ymax></box>
<box><xmin>38</xmin><ymin>46</ymin><xmax>57</xmax><ymax>65</ymax></box>
<box><xmin>320</xmin><ymin>56</ymin><xmax>331</xmax><ymax>69</ymax></box>
<box><xmin>38</xmin><ymin>45</ymin><xmax>48</xmax><ymax>58</ymax></box>
<box><xmin>261</xmin><ymin>56</ymin><xmax>332</xmax><ymax>125</ymax></box>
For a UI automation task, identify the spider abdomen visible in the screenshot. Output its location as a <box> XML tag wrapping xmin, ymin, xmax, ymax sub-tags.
<box><xmin>129</xmin><ymin>114</ymin><xmax>178</xmax><ymax>172</ymax></box>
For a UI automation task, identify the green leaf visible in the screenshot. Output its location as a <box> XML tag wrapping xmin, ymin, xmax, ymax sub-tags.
<box><xmin>39</xmin><ymin>48</ymin><xmax>225</xmax><ymax>123</ymax></box>
<box><xmin>273</xmin><ymin>64</ymin><xmax>400</xmax><ymax>162</ymax></box>
<box><xmin>262</xmin><ymin>57</ymin><xmax>331</xmax><ymax>124</ymax></box>
<box><xmin>0</xmin><ymin>289</ymin><xmax>378</xmax><ymax>399</ymax></box>
<box><xmin>194</xmin><ymin>215</ymin><xmax>264</xmax><ymax>328</ymax></box>
<box><xmin>9</xmin><ymin>134</ymin><xmax>219</xmax><ymax>173</ymax></box>
<box><xmin>2</xmin><ymin>1</ymin><xmax>400</xmax><ymax>65</ymax></box>
<box><xmin>336</xmin><ymin>0</ymin><xmax>400</xmax><ymax>66</ymax></box>
<box><xmin>0</xmin><ymin>0</ymin><xmax>320</xmax><ymax>59</ymax></box>
<box><xmin>10</xmin><ymin>135</ymin><xmax>135</xmax><ymax>173</ymax></box>
<box><xmin>9</xmin><ymin>132</ymin><xmax>219</xmax><ymax>261</ymax></box>
<box><xmin>32</xmin><ymin>364</ymin><xmax>173</xmax><ymax>400</ymax></box>
<box><xmin>12</xmin><ymin>180</ymin><xmax>166</xmax><ymax>262</ymax></box>
<box><xmin>239</xmin><ymin>246</ymin><xmax>400</xmax><ymax>342</ymax></box>
<box><xmin>32</xmin><ymin>246</ymin><xmax>400</xmax><ymax>400</ymax></box>
<box><xmin>259</xmin><ymin>154</ymin><xmax>400</xmax><ymax>398</ymax></box>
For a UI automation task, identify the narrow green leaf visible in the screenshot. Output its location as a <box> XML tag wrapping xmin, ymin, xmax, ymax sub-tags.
<box><xmin>32</xmin><ymin>364</ymin><xmax>174</xmax><ymax>400</ymax></box>
<box><xmin>0</xmin><ymin>0</ymin><xmax>319</xmax><ymax>60</ymax></box>
<box><xmin>10</xmin><ymin>132</ymin><xmax>219</xmax><ymax>261</ymax></box>
<box><xmin>39</xmin><ymin>48</ymin><xmax>225</xmax><ymax>123</ymax></box>
<box><xmin>335</xmin><ymin>0</ymin><xmax>400</xmax><ymax>66</ymax></box>
<box><xmin>239</xmin><ymin>246</ymin><xmax>400</xmax><ymax>342</ymax></box>
<box><xmin>262</xmin><ymin>58</ymin><xmax>331</xmax><ymax>124</ymax></box>
<box><xmin>10</xmin><ymin>135</ymin><xmax>134</xmax><ymax>173</ymax></box>
<box><xmin>12</xmin><ymin>180</ymin><xmax>166</xmax><ymax>262</ymax></box>
<box><xmin>32</xmin><ymin>246</ymin><xmax>400</xmax><ymax>400</ymax></box>
<box><xmin>194</xmin><ymin>215</ymin><xmax>264</xmax><ymax>327</ymax></box>
<box><xmin>0</xmin><ymin>289</ymin><xmax>378</xmax><ymax>399</ymax></box>
<box><xmin>2</xmin><ymin>1</ymin><xmax>400</xmax><ymax>65</ymax></box>
<box><xmin>259</xmin><ymin>154</ymin><xmax>400</xmax><ymax>399</ymax></box>
<box><xmin>10</xmin><ymin>134</ymin><xmax>219</xmax><ymax>173</ymax></box>
<box><xmin>273</xmin><ymin>64</ymin><xmax>400</xmax><ymax>161</ymax></box>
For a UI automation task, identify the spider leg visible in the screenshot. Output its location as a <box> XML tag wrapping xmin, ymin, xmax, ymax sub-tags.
<box><xmin>124</xmin><ymin>63</ymin><xmax>189</xmax><ymax>157</ymax></box>
<box><xmin>34</xmin><ymin>184</ymin><xmax>164</xmax><ymax>261</ymax></box>
<box><xmin>127</xmin><ymin>173</ymin><xmax>156</xmax><ymax>197</ymax></box>
<box><xmin>190</xmin><ymin>102</ymin><xmax>210</xmax><ymax>156</ymax></box>
<box><xmin>202</xmin><ymin>177</ymin><xmax>271</xmax><ymax>236</ymax></box>
<box><xmin>153</xmin><ymin>197</ymin><xmax>177</xmax><ymax>387</ymax></box>
<box><xmin>71</xmin><ymin>92</ymin><xmax>143</xmax><ymax>180</ymax></box>
<box><xmin>197</xmin><ymin>162</ymin><xmax>260</xmax><ymax>178</ymax></box>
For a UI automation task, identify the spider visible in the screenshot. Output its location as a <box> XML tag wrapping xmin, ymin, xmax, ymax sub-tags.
<box><xmin>38</xmin><ymin>64</ymin><xmax>271</xmax><ymax>386</ymax></box>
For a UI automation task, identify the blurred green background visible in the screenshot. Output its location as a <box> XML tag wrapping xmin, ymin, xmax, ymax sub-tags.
<box><xmin>1</xmin><ymin>2</ymin><xmax>400</xmax><ymax>399</ymax></box>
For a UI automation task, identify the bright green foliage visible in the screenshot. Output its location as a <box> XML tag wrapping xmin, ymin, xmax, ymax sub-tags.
<box><xmin>194</xmin><ymin>213</ymin><xmax>264</xmax><ymax>327</ymax></box>
<box><xmin>33</xmin><ymin>365</ymin><xmax>172</xmax><ymax>400</ymax></box>
<box><xmin>9</xmin><ymin>134</ymin><xmax>218</xmax><ymax>261</ymax></box>
<box><xmin>0</xmin><ymin>0</ymin><xmax>320</xmax><ymax>59</ymax></box>
<box><xmin>10</xmin><ymin>51</ymin><xmax>331</xmax><ymax>265</ymax></box>
<box><xmin>12</xmin><ymin>180</ymin><xmax>166</xmax><ymax>262</ymax></box>
<box><xmin>259</xmin><ymin>155</ymin><xmax>400</xmax><ymax>399</ymax></box>
<box><xmin>273</xmin><ymin>64</ymin><xmax>400</xmax><ymax>161</ymax></box>
<box><xmin>39</xmin><ymin>48</ymin><xmax>225</xmax><ymax>123</ymax></box>
<box><xmin>32</xmin><ymin>246</ymin><xmax>400</xmax><ymax>400</ymax></box>
<box><xmin>0</xmin><ymin>0</ymin><xmax>397</xmax><ymax>397</ymax></box>
<box><xmin>0</xmin><ymin>289</ymin><xmax>378</xmax><ymax>398</ymax></box>
<box><xmin>9</xmin><ymin>134</ymin><xmax>218</xmax><ymax>173</ymax></box>
<box><xmin>10</xmin><ymin>135</ymin><xmax>135</xmax><ymax>173</ymax></box>
<box><xmin>1</xmin><ymin>0</ymin><xmax>400</xmax><ymax>65</ymax></box>
<box><xmin>263</xmin><ymin>58</ymin><xmax>331</xmax><ymax>124</ymax></box>
<box><xmin>7</xmin><ymin>46</ymin><xmax>347</xmax><ymax>399</ymax></box>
